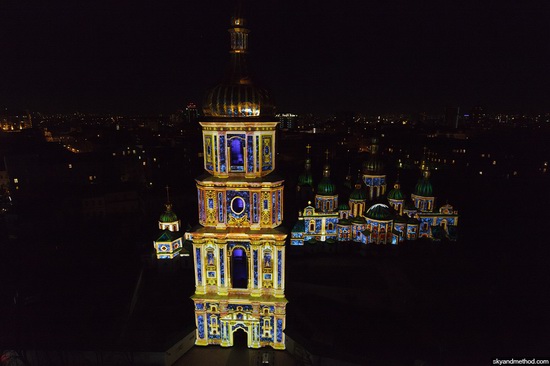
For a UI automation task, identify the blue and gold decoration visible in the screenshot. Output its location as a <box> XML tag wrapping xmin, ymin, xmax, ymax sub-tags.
<box><xmin>153</xmin><ymin>187</ymin><xmax>185</xmax><ymax>259</ymax></box>
<box><xmin>191</xmin><ymin>11</ymin><xmax>287</xmax><ymax>350</ymax></box>
<box><xmin>292</xmin><ymin>143</ymin><xmax>459</xmax><ymax>245</ymax></box>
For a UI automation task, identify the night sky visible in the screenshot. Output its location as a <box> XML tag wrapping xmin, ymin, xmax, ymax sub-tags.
<box><xmin>2</xmin><ymin>0</ymin><xmax>549</xmax><ymax>114</ymax></box>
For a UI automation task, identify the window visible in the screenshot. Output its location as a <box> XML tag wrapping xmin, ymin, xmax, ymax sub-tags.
<box><xmin>231</xmin><ymin>196</ymin><xmax>245</xmax><ymax>215</ymax></box>
<box><xmin>309</xmin><ymin>220</ymin><xmax>315</xmax><ymax>232</ymax></box>
<box><xmin>231</xmin><ymin>248</ymin><xmax>248</xmax><ymax>289</ymax></box>
<box><xmin>328</xmin><ymin>222</ymin><xmax>334</xmax><ymax>231</ymax></box>
<box><xmin>229</xmin><ymin>137</ymin><xmax>245</xmax><ymax>172</ymax></box>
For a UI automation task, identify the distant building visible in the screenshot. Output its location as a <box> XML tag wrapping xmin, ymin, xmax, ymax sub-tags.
<box><xmin>1</xmin><ymin>110</ymin><xmax>32</xmax><ymax>132</ymax></box>
<box><xmin>185</xmin><ymin>103</ymin><xmax>199</xmax><ymax>125</ymax></box>
<box><xmin>276</xmin><ymin>113</ymin><xmax>298</xmax><ymax>130</ymax></box>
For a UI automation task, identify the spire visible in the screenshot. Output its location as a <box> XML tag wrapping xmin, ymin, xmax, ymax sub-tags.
<box><xmin>298</xmin><ymin>144</ymin><xmax>314</xmax><ymax>187</ymax></box>
<box><xmin>305</xmin><ymin>144</ymin><xmax>312</xmax><ymax>170</ymax></box>
<box><xmin>323</xmin><ymin>149</ymin><xmax>331</xmax><ymax>178</ymax></box>
<box><xmin>355</xmin><ymin>171</ymin><xmax>362</xmax><ymax>190</ymax></box>
<box><xmin>165</xmin><ymin>186</ymin><xmax>173</xmax><ymax>212</ymax></box>
<box><xmin>420</xmin><ymin>148</ymin><xmax>431</xmax><ymax>179</ymax></box>
<box><xmin>394</xmin><ymin>171</ymin><xmax>401</xmax><ymax>190</ymax></box>
<box><xmin>229</xmin><ymin>6</ymin><xmax>249</xmax><ymax>54</ymax></box>
<box><xmin>226</xmin><ymin>0</ymin><xmax>250</xmax><ymax>84</ymax></box>
<box><xmin>165</xmin><ymin>185</ymin><xmax>171</xmax><ymax>203</ymax></box>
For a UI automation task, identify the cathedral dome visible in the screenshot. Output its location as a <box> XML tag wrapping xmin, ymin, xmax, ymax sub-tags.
<box><xmin>203</xmin><ymin>83</ymin><xmax>275</xmax><ymax>119</ymax></box>
<box><xmin>349</xmin><ymin>178</ymin><xmax>367</xmax><ymax>200</ymax></box>
<box><xmin>317</xmin><ymin>176</ymin><xmax>336</xmax><ymax>196</ymax></box>
<box><xmin>362</xmin><ymin>155</ymin><xmax>385</xmax><ymax>174</ymax></box>
<box><xmin>202</xmin><ymin>15</ymin><xmax>275</xmax><ymax>120</ymax></box>
<box><xmin>317</xmin><ymin>158</ymin><xmax>336</xmax><ymax>195</ymax></box>
<box><xmin>361</xmin><ymin>137</ymin><xmax>384</xmax><ymax>174</ymax></box>
<box><xmin>159</xmin><ymin>203</ymin><xmax>178</xmax><ymax>223</ymax></box>
<box><xmin>365</xmin><ymin>203</ymin><xmax>392</xmax><ymax>220</ymax></box>
<box><xmin>338</xmin><ymin>202</ymin><xmax>350</xmax><ymax>210</ymax></box>
<box><xmin>387</xmin><ymin>182</ymin><xmax>404</xmax><ymax>200</ymax></box>
<box><xmin>298</xmin><ymin>155</ymin><xmax>314</xmax><ymax>186</ymax></box>
<box><xmin>414</xmin><ymin>177</ymin><xmax>433</xmax><ymax>197</ymax></box>
<box><xmin>414</xmin><ymin>168</ymin><xmax>433</xmax><ymax>197</ymax></box>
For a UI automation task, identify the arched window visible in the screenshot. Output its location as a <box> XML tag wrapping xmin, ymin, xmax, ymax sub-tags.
<box><xmin>309</xmin><ymin>220</ymin><xmax>315</xmax><ymax>232</ymax></box>
<box><xmin>228</xmin><ymin>137</ymin><xmax>244</xmax><ymax>172</ymax></box>
<box><xmin>231</xmin><ymin>248</ymin><xmax>248</xmax><ymax>289</ymax></box>
<box><xmin>328</xmin><ymin>222</ymin><xmax>334</xmax><ymax>231</ymax></box>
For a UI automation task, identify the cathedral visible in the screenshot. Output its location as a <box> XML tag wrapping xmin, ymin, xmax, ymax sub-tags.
<box><xmin>291</xmin><ymin>138</ymin><xmax>459</xmax><ymax>245</ymax></box>
<box><xmin>182</xmin><ymin>10</ymin><xmax>288</xmax><ymax>349</ymax></box>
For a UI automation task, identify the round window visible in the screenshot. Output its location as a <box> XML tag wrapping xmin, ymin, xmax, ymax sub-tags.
<box><xmin>231</xmin><ymin>196</ymin><xmax>246</xmax><ymax>215</ymax></box>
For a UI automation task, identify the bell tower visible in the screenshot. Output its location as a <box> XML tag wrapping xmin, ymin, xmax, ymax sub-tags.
<box><xmin>190</xmin><ymin>7</ymin><xmax>287</xmax><ymax>350</ymax></box>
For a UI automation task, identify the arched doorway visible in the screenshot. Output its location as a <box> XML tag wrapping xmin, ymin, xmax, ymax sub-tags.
<box><xmin>232</xmin><ymin>328</ymin><xmax>248</xmax><ymax>348</ymax></box>
<box><xmin>232</xmin><ymin>248</ymin><xmax>248</xmax><ymax>289</ymax></box>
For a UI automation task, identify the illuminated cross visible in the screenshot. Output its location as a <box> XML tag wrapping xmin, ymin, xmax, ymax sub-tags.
<box><xmin>306</xmin><ymin>144</ymin><xmax>311</xmax><ymax>154</ymax></box>
<box><xmin>324</xmin><ymin>149</ymin><xmax>330</xmax><ymax>161</ymax></box>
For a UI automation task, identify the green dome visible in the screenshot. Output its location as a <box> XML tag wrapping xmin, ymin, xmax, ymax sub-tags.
<box><xmin>338</xmin><ymin>202</ymin><xmax>350</xmax><ymax>210</ymax></box>
<box><xmin>362</xmin><ymin>137</ymin><xmax>384</xmax><ymax>174</ymax></box>
<box><xmin>351</xmin><ymin>216</ymin><xmax>367</xmax><ymax>225</ymax></box>
<box><xmin>365</xmin><ymin>203</ymin><xmax>392</xmax><ymax>220</ymax></box>
<box><xmin>414</xmin><ymin>177</ymin><xmax>433</xmax><ymax>197</ymax></box>
<box><xmin>349</xmin><ymin>176</ymin><xmax>367</xmax><ymax>200</ymax></box>
<box><xmin>362</xmin><ymin>155</ymin><xmax>385</xmax><ymax>175</ymax></box>
<box><xmin>387</xmin><ymin>182</ymin><xmax>404</xmax><ymax>200</ymax></box>
<box><xmin>317</xmin><ymin>176</ymin><xmax>336</xmax><ymax>195</ymax></box>
<box><xmin>298</xmin><ymin>171</ymin><xmax>313</xmax><ymax>186</ymax></box>
<box><xmin>159</xmin><ymin>203</ymin><xmax>178</xmax><ymax>223</ymax></box>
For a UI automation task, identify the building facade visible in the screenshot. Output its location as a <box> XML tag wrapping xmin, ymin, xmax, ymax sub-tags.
<box><xmin>189</xmin><ymin>12</ymin><xmax>287</xmax><ymax>349</ymax></box>
<box><xmin>292</xmin><ymin>147</ymin><xmax>459</xmax><ymax>245</ymax></box>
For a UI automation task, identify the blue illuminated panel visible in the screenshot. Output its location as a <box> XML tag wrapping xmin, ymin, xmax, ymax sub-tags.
<box><xmin>198</xmin><ymin>315</ymin><xmax>205</xmax><ymax>338</ymax></box>
<box><xmin>227</xmin><ymin>304</ymin><xmax>253</xmax><ymax>311</ymax></box>
<box><xmin>207</xmin><ymin>314</ymin><xmax>221</xmax><ymax>339</ymax></box>
<box><xmin>196</xmin><ymin>248</ymin><xmax>202</xmax><ymax>284</ymax></box>
<box><xmin>252</xmin><ymin>193</ymin><xmax>259</xmax><ymax>223</ymax></box>
<box><xmin>277</xmin><ymin>250</ymin><xmax>282</xmax><ymax>287</ymax></box>
<box><xmin>214</xmin><ymin>137</ymin><xmax>218</xmax><ymax>170</ymax></box>
<box><xmin>277</xmin><ymin>319</ymin><xmax>283</xmax><ymax>342</ymax></box>
<box><xmin>253</xmin><ymin>250</ymin><xmax>258</xmax><ymax>287</ymax></box>
<box><xmin>247</xmin><ymin>135</ymin><xmax>254</xmax><ymax>173</ymax></box>
<box><xmin>219</xmin><ymin>135</ymin><xmax>226</xmax><ymax>173</ymax></box>
<box><xmin>256</xmin><ymin>136</ymin><xmax>260</xmax><ymax>171</ymax></box>
<box><xmin>218</xmin><ymin>192</ymin><xmax>224</xmax><ymax>222</ymax></box>
<box><xmin>272</xmin><ymin>192</ymin><xmax>276</xmax><ymax>224</ymax></box>
<box><xmin>260</xmin><ymin>317</ymin><xmax>274</xmax><ymax>342</ymax></box>
<box><xmin>228</xmin><ymin>134</ymin><xmax>245</xmax><ymax>172</ymax></box>
<box><xmin>219</xmin><ymin>248</ymin><xmax>225</xmax><ymax>285</ymax></box>
<box><xmin>277</xmin><ymin>190</ymin><xmax>281</xmax><ymax>222</ymax></box>
<box><xmin>198</xmin><ymin>189</ymin><xmax>205</xmax><ymax>222</ymax></box>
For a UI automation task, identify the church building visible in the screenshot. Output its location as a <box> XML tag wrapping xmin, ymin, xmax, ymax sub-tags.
<box><xmin>292</xmin><ymin>138</ymin><xmax>459</xmax><ymax>245</ymax></box>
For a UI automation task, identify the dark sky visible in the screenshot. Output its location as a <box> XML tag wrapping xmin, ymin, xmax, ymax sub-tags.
<box><xmin>1</xmin><ymin>0</ymin><xmax>549</xmax><ymax>114</ymax></box>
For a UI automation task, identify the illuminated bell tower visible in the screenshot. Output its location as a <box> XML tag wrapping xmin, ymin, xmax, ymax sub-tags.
<box><xmin>191</xmin><ymin>10</ymin><xmax>287</xmax><ymax>350</ymax></box>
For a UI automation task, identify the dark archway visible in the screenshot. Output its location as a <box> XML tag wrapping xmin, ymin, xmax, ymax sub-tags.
<box><xmin>232</xmin><ymin>328</ymin><xmax>248</xmax><ymax>348</ymax></box>
<box><xmin>232</xmin><ymin>248</ymin><xmax>248</xmax><ymax>289</ymax></box>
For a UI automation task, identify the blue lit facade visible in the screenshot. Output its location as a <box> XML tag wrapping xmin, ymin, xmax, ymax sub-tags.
<box><xmin>292</xmin><ymin>148</ymin><xmax>459</xmax><ymax>245</ymax></box>
<box><xmin>153</xmin><ymin>202</ymin><xmax>184</xmax><ymax>259</ymax></box>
